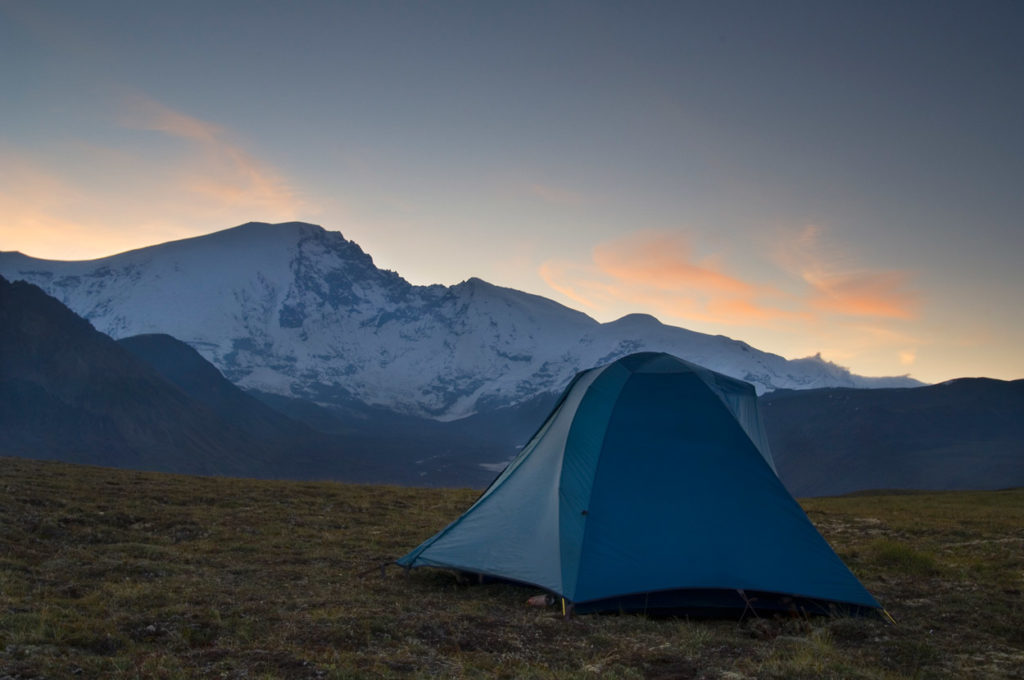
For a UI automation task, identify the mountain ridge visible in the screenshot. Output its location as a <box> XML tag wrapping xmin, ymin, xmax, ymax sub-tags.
<box><xmin>0</xmin><ymin>221</ymin><xmax>922</xmax><ymax>420</ymax></box>
<box><xmin>0</xmin><ymin>276</ymin><xmax>430</xmax><ymax>483</ymax></box>
<box><xmin>2</xmin><ymin>273</ymin><xmax>1018</xmax><ymax>493</ymax></box>
<box><xmin>0</xmin><ymin>275</ymin><xmax>281</xmax><ymax>476</ymax></box>
<box><xmin>763</xmin><ymin>379</ymin><xmax>1024</xmax><ymax>496</ymax></box>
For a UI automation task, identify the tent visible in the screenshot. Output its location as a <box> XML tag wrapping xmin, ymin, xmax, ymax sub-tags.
<box><xmin>398</xmin><ymin>352</ymin><xmax>881</xmax><ymax>616</ymax></box>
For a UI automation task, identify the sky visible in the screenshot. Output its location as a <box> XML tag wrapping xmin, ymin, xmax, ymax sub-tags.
<box><xmin>2</xmin><ymin>1</ymin><xmax>1023</xmax><ymax>384</ymax></box>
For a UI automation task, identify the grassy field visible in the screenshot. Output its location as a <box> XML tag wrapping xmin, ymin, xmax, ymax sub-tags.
<box><xmin>1</xmin><ymin>456</ymin><xmax>1022</xmax><ymax>679</ymax></box>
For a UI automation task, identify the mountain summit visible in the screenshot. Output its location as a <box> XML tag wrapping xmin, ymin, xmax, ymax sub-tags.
<box><xmin>0</xmin><ymin>221</ymin><xmax>920</xmax><ymax>419</ymax></box>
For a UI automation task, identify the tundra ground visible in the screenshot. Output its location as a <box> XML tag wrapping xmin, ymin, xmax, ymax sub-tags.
<box><xmin>1</xmin><ymin>457</ymin><xmax>1021</xmax><ymax>678</ymax></box>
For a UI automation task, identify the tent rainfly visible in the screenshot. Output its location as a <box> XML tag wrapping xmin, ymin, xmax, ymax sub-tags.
<box><xmin>398</xmin><ymin>352</ymin><xmax>883</xmax><ymax>617</ymax></box>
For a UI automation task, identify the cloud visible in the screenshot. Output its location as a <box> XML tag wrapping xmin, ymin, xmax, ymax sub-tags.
<box><xmin>805</xmin><ymin>270</ymin><xmax>917</xmax><ymax>319</ymax></box>
<box><xmin>706</xmin><ymin>297</ymin><xmax>810</xmax><ymax>324</ymax></box>
<box><xmin>120</xmin><ymin>95</ymin><xmax>309</xmax><ymax>220</ymax></box>
<box><xmin>122</xmin><ymin>96</ymin><xmax>222</xmax><ymax>142</ymax></box>
<box><xmin>539</xmin><ymin>256</ymin><xmax>709</xmax><ymax>320</ymax></box>
<box><xmin>537</xmin><ymin>226</ymin><xmax>924</xmax><ymax>377</ymax></box>
<box><xmin>1</xmin><ymin>97</ymin><xmax>316</xmax><ymax>260</ymax></box>
<box><xmin>783</xmin><ymin>224</ymin><xmax>919</xmax><ymax>320</ymax></box>
<box><xmin>540</xmin><ymin>230</ymin><xmax>805</xmax><ymax>326</ymax></box>
<box><xmin>592</xmin><ymin>231</ymin><xmax>757</xmax><ymax>296</ymax></box>
<box><xmin>537</xmin><ymin>260</ymin><xmax>604</xmax><ymax>310</ymax></box>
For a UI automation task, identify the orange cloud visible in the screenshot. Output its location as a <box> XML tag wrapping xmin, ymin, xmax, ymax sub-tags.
<box><xmin>593</xmin><ymin>231</ymin><xmax>757</xmax><ymax>296</ymax></box>
<box><xmin>539</xmin><ymin>230</ymin><xmax>802</xmax><ymax>327</ymax></box>
<box><xmin>783</xmin><ymin>224</ymin><xmax>919</xmax><ymax>320</ymax></box>
<box><xmin>120</xmin><ymin>95</ymin><xmax>308</xmax><ymax>220</ymax></box>
<box><xmin>0</xmin><ymin>97</ymin><xmax>315</xmax><ymax>260</ymax></box>
<box><xmin>805</xmin><ymin>270</ymin><xmax>917</xmax><ymax>319</ymax></box>
<box><xmin>122</xmin><ymin>95</ymin><xmax>221</xmax><ymax>142</ymax></box>
<box><xmin>706</xmin><ymin>297</ymin><xmax>812</xmax><ymax>324</ymax></box>
<box><xmin>538</xmin><ymin>259</ymin><xmax>624</xmax><ymax>311</ymax></box>
<box><xmin>537</xmin><ymin>226</ymin><xmax>923</xmax><ymax>384</ymax></box>
<box><xmin>537</xmin><ymin>260</ymin><xmax>598</xmax><ymax>309</ymax></box>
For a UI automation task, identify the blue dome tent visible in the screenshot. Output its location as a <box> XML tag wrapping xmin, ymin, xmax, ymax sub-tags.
<box><xmin>398</xmin><ymin>352</ymin><xmax>882</xmax><ymax>617</ymax></box>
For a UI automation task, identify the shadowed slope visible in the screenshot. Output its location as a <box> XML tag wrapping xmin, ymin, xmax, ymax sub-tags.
<box><xmin>762</xmin><ymin>381</ymin><xmax>1024</xmax><ymax>496</ymax></box>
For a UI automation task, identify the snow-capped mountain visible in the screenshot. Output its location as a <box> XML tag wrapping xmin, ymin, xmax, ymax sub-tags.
<box><xmin>0</xmin><ymin>221</ymin><xmax>920</xmax><ymax>420</ymax></box>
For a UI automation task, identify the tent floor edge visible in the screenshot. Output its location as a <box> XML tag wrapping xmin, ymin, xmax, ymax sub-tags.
<box><xmin>570</xmin><ymin>588</ymin><xmax>882</xmax><ymax>619</ymax></box>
